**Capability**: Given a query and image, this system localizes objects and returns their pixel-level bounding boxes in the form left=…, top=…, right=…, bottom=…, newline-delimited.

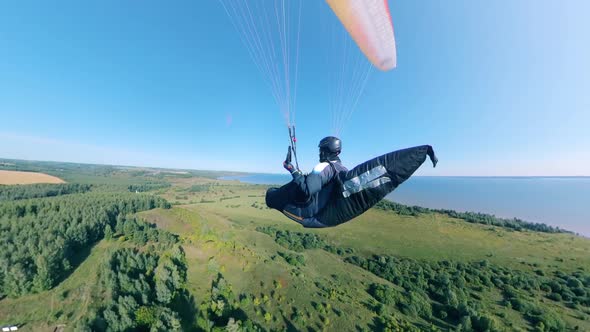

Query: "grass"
left=0, top=241, right=116, bottom=330
left=134, top=182, right=590, bottom=330
left=2, top=171, right=589, bottom=331
left=186, top=185, right=590, bottom=273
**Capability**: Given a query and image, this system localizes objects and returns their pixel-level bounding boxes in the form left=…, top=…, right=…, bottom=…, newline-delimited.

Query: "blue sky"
left=1, top=0, right=588, bottom=175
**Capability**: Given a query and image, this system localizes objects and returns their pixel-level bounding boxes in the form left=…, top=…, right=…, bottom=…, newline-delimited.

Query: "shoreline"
left=218, top=174, right=589, bottom=237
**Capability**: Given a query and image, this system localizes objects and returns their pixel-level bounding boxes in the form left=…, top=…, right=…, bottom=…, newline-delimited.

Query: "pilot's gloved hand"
left=283, top=146, right=301, bottom=176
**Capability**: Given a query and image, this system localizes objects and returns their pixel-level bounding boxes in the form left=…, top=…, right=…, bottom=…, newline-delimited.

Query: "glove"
left=283, top=146, right=299, bottom=174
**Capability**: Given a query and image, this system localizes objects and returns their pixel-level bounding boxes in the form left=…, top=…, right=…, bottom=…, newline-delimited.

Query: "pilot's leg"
left=265, top=181, right=301, bottom=210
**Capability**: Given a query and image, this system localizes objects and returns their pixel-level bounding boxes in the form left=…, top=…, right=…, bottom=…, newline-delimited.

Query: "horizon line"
left=2, top=156, right=589, bottom=178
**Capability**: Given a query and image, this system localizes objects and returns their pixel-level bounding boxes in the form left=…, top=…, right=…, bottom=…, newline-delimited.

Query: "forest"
left=0, top=188, right=170, bottom=297
left=375, top=201, right=570, bottom=234
left=346, top=255, right=589, bottom=331
left=0, top=183, right=92, bottom=201
left=256, top=225, right=590, bottom=331
left=74, top=246, right=189, bottom=331
left=1, top=167, right=589, bottom=331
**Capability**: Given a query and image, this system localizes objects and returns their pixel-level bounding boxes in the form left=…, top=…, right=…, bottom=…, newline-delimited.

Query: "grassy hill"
left=0, top=162, right=589, bottom=331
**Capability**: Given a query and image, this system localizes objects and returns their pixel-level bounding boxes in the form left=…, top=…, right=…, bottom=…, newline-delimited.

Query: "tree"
left=135, top=306, right=157, bottom=327
left=155, top=264, right=173, bottom=304
left=104, top=224, right=113, bottom=240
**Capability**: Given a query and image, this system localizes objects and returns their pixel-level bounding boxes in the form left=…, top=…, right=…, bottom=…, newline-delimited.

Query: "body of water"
left=219, top=174, right=590, bottom=236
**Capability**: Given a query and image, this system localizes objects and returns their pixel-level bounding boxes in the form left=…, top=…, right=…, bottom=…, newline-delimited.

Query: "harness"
left=326, top=161, right=344, bottom=199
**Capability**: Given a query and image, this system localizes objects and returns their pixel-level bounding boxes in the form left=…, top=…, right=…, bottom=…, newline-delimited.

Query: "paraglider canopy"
left=326, top=0, right=397, bottom=71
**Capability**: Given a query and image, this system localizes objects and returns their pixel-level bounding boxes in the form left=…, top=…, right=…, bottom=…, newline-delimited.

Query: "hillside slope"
left=1, top=178, right=589, bottom=331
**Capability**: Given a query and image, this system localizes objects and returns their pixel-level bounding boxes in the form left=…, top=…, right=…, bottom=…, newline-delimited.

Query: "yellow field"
left=0, top=170, right=65, bottom=185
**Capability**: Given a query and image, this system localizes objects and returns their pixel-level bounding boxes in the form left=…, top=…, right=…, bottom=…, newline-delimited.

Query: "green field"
left=1, top=159, right=589, bottom=331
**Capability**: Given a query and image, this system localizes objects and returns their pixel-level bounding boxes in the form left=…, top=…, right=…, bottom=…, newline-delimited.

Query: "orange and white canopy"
left=326, top=0, right=397, bottom=71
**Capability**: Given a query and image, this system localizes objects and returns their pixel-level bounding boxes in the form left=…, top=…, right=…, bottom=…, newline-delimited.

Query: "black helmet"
left=318, top=136, right=341, bottom=154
